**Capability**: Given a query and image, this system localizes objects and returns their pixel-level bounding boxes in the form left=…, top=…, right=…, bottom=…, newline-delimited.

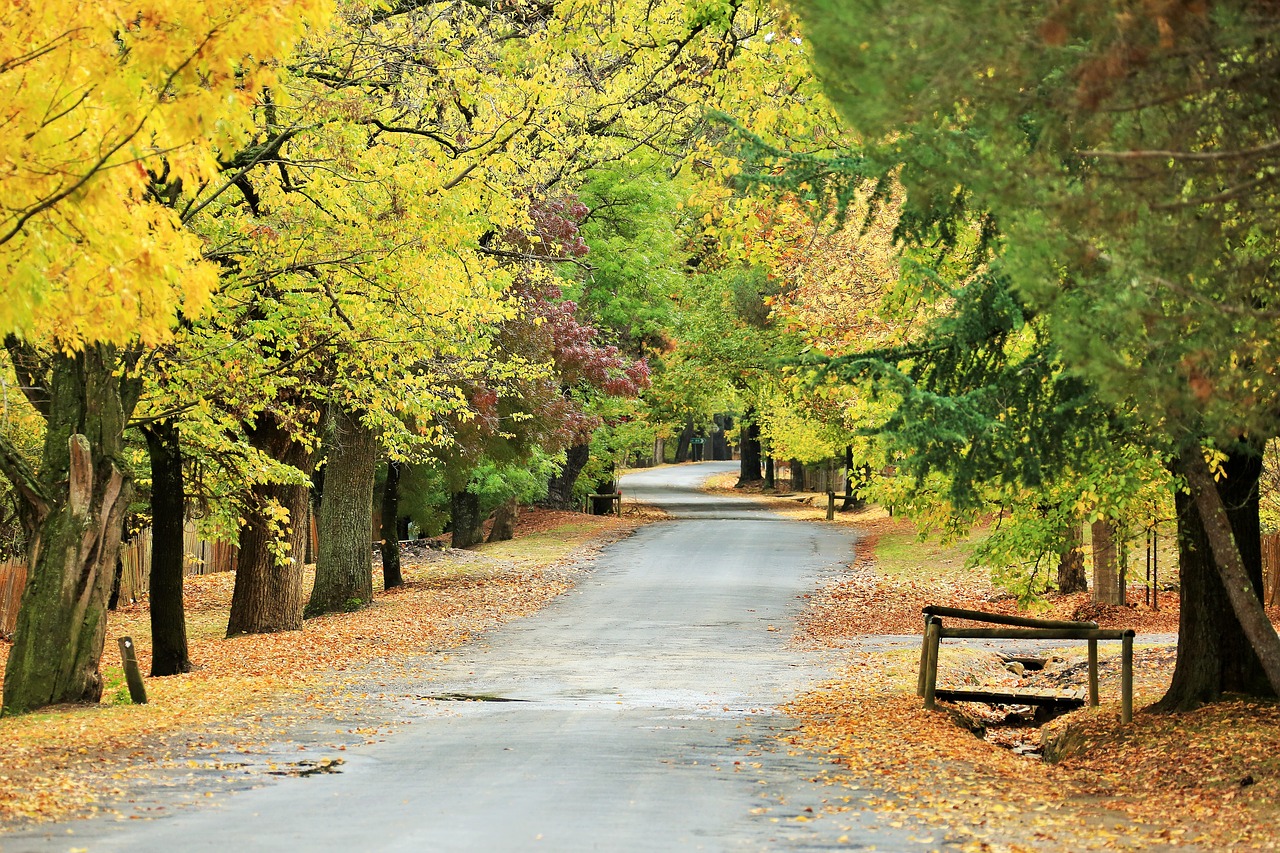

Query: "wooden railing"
left=917, top=605, right=1136, bottom=724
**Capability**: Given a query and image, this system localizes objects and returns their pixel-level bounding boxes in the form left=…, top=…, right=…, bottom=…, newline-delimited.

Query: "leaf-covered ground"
left=752, top=487, right=1280, bottom=850
left=0, top=508, right=647, bottom=826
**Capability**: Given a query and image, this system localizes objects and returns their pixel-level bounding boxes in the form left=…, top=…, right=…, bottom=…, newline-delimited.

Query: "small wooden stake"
left=1087, top=639, right=1099, bottom=707
left=826, top=491, right=835, bottom=521
left=117, top=636, right=148, bottom=704
left=1121, top=632, right=1134, bottom=724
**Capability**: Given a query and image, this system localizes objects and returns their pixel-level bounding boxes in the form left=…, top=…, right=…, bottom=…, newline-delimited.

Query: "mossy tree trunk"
left=450, top=489, right=484, bottom=549
left=488, top=497, right=518, bottom=543
left=1090, top=519, right=1123, bottom=605
left=307, top=407, right=377, bottom=616
left=1155, top=445, right=1277, bottom=710
left=0, top=343, right=140, bottom=715
left=1057, top=521, right=1088, bottom=594
left=544, top=443, right=589, bottom=510
left=380, top=460, right=403, bottom=590
left=227, top=411, right=317, bottom=636
left=143, top=420, right=191, bottom=676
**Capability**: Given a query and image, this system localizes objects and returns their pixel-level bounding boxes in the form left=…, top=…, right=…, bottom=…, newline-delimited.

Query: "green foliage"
left=571, top=164, right=693, bottom=351
left=795, top=0, right=1280, bottom=454
left=468, top=454, right=560, bottom=516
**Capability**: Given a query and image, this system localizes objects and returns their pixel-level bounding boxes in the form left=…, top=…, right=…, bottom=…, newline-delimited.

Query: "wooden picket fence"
left=0, top=560, right=25, bottom=637
left=1264, top=532, right=1280, bottom=607
left=0, top=521, right=237, bottom=634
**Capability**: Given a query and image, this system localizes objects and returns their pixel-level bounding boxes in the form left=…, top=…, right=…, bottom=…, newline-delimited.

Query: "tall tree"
left=307, top=406, right=379, bottom=615
left=792, top=0, right=1280, bottom=703
left=142, top=420, right=191, bottom=676
left=0, top=0, right=328, bottom=713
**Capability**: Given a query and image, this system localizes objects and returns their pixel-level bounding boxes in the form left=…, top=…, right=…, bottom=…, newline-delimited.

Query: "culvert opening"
left=939, top=653, right=1082, bottom=761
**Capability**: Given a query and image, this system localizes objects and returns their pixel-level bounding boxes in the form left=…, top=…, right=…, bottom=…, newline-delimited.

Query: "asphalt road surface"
left=7, top=462, right=937, bottom=852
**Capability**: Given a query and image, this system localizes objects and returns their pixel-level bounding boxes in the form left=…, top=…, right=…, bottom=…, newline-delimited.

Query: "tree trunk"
left=763, top=456, right=775, bottom=490
left=675, top=416, right=693, bottom=463
left=712, top=414, right=730, bottom=460
left=307, top=407, right=378, bottom=617
left=450, top=490, right=484, bottom=549
left=736, top=414, right=763, bottom=487
left=227, top=412, right=317, bottom=636
left=107, top=554, right=124, bottom=611
left=544, top=442, right=590, bottom=510
left=840, top=446, right=868, bottom=511
left=144, top=420, right=191, bottom=676
left=1155, top=446, right=1278, bottom=711
left=1057, top=521, right=1088, bottom=595
left=381, top=460, right=403, bottom=590
left=1, top=345, right=140, bottom=715
left=1091, top=518, right=1123, bottom=605
left=790, top=459, right=804, bottom=492
left=488, top=498, right=518, bottom=543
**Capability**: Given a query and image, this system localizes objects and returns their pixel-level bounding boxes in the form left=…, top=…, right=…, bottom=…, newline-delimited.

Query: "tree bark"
left=1, top=344, right=140, bottom=715
left=543, top=442, right=590, bottom=510
left=488, top=498, right=518, bottom=543
left=1057, top=521, right=1088, bottom=594
left=1091, top=518, right=1123, bottom=605
left=380, top=460, right=403, bottom=590
left=226, top=412, right=317, bottom=636
left=143, top=420, right=191, bottom=676
left=450, top=490, right=484, bottom=549
left=736, top=414, right=763, bottom=487
left=711, top=414, right=730, bottom=460
left=675, top=416, right=693, bottom=463
left=1155, top=445, right=1277, bottom=711
left=1157, top=440, right=1280, bottom=706
left=307, top=407, right=378, bottom=617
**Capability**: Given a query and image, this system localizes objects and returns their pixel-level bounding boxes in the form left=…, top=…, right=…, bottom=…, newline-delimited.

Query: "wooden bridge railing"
left=917, top=605, right=1136, bottom=724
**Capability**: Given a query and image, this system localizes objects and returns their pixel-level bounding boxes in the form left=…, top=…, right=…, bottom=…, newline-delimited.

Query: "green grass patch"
left=872, top=528, right=991, bottom=584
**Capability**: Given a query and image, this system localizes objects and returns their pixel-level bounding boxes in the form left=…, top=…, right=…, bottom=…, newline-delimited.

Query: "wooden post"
left=1121, top=631, right=1134, bottom=724
left=917, top=615, right=931, bottom=697
left=922, top=617, right=941, bottom=710
left=615, top=491, right=623, bottom=518
left=117, top=637, right=148, bottom=704
left=1087, top=638, right=1099, bottom=707
left=826, top=491, right=835, bottom=521
left=1152, top=529, right=1159, bottom=611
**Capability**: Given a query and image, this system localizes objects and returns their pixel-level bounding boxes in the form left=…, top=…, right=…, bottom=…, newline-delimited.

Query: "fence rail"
left=0, top=522, right=236, bottom=636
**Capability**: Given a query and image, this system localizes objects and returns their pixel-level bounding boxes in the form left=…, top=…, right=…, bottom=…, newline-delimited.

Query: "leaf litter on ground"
left=738, top=486, right=1280, bottom=851
left=0, top=507, right=647, bottom=827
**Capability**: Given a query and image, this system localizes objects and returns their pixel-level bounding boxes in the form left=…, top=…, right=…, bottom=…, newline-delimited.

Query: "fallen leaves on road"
left=0, top=509, right=639, bottom=826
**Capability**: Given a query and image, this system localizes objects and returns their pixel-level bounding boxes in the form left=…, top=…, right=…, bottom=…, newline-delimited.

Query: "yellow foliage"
left=0, top=0, right=333, bottom=349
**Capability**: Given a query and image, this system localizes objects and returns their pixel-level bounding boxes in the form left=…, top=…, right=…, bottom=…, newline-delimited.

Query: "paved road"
left=7, top=463, right=934, bottom=852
